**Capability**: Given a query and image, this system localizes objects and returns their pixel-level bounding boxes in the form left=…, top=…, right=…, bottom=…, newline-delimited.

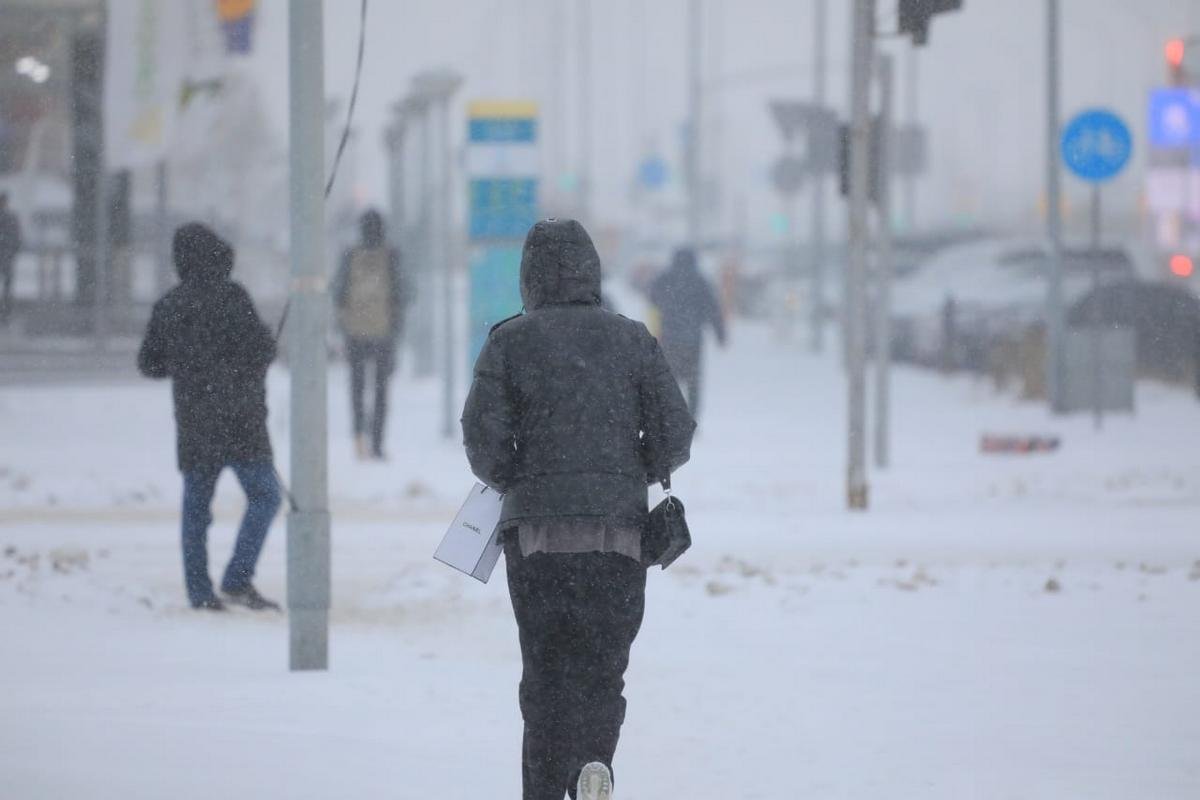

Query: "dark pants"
left=181, top=461, right=281, bottom=606
left=504, top=539, right=647, bottom=800
left=347, top=338, right=395, bottom=454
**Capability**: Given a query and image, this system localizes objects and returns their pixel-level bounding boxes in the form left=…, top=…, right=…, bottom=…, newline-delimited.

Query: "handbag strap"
left=661, top=475, right=671, bottom=496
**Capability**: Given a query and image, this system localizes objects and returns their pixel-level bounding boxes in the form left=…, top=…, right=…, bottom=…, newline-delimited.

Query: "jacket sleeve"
left=136, top=300, right=171, bottom=379
left=388, top=248, right=411, bottom=337
left=229, top=284, right=277, bottom=370
left=639, top=327, right=696, bottom=484
left=461, top=334, right=518, bottom=492
left=331, top=249, right=352, bottom=331
left=706, top=279, right=727, bottom=345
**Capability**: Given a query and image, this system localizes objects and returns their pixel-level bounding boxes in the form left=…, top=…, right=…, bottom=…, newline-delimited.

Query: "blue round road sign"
left=1061, top=109, right=1132, bottom=183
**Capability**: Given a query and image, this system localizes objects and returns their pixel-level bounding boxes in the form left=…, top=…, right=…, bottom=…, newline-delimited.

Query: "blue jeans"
left=181, top=462, right=281, bottom=606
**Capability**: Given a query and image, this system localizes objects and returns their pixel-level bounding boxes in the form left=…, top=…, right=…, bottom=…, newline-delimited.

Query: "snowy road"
left=2, top=323, right=1199, bottom=799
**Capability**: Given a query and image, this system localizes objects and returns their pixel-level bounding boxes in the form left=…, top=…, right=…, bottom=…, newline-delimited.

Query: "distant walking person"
left=0, top=193, right=21, bottom=324
left=137, top=223, right=281, bottom=612
left=333, top=209, right=410, bottom=460
left=649, top=247, right=727, bottom=416
left=462, top=219, right=695, bottom=800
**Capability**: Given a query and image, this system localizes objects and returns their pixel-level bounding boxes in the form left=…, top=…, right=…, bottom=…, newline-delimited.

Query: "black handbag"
left=642, top=476, right=691, bottom=569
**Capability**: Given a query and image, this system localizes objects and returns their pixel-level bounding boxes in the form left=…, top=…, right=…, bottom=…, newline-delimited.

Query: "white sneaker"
left=576, top=762, right=613, bottom=800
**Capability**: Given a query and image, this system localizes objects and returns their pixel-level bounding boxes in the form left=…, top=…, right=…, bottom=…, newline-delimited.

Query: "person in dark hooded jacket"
left=462, top=218, right=695, bottom=800
left=332, top=209, right=410, bottom=460
left=648, top=247, right=727, bottom=417
left=137, top=223, right=281, bottom=612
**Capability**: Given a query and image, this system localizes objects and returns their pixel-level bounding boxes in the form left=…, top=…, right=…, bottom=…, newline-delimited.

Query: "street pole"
left=438, top=94, right=456, bottom=439
left=846, top=0, right=873, bottom=509
left=92, top=2, right=109, bottom=349
left=414, top=103, right=435, bottom=377
left=578, top=0, right=592, bottom=225
left=874, top=52, right=894, bottom=470
left=686, top=0, right=702, bottom=250
left=810, top=0, right=828, bottom=352
left=155, top=160, right=171, bottom=293
left=384, top=112, right=406, bottom=260
left=1045, top=0, right=1065, bottom=412
left=286, top=0, right=330, bottom=672
left=1090, top=185, right=1103, bottom=430
left=903, top=45, right=917, bottom=232
left=93, top=168, right=110, bottom=348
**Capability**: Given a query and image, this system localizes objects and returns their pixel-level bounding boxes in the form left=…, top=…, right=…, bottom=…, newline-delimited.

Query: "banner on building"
left=104, top=0, right=186, bottom=169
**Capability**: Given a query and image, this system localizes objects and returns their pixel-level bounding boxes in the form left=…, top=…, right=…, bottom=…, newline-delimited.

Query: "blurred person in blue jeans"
left=137, top=223, right=281, bottom=612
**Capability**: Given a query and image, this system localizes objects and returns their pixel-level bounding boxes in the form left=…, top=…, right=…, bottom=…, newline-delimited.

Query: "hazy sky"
left=239, top=0, right=1200, bottom=245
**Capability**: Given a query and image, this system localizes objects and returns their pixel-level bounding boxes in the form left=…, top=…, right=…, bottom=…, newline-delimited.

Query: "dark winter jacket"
left=332, top=211, right=410, bottom=342
left=461, top=218, right=696, bottom=529
left=137, top=223, right=276, bottom=471
left=648, top=248, right=726, bottom=379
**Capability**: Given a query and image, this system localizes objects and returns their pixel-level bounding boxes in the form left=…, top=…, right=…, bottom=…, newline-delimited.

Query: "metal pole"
left=92, top=3, right=109, bottom=349
left=93, top=168, right=109, bottom=348
left=578, top=0, right=592, bottom=224
left=903, top=45, right=917, bottom=232
left=439, top=96, right=456, bottom=439
left=686, top=0, right=702, bottom=249
left=385, top=118, right=406, bottom=252
left=155, top=160, right=171, bottom=293
left=286, top=0, right=330, bottom=672
left=874, top=53, right=894, bottom=470
left=1090, top=185, right=1103, bottom=430
left=414, top=106, right=435, bottom=377
left=846, top=0, right=873, bottom=509
left=810, top=0, right=828, bottom=353
left=1045, top=0, right=1065, bottom=412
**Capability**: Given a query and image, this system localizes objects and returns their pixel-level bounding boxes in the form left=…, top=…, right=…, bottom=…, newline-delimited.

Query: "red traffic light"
left=1169, top=254, right=1194, bottom=278
left=1166, top=38, right=1186, bottom=69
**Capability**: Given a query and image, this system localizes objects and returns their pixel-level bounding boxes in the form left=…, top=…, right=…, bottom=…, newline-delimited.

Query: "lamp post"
left=412, top=69, right=463, bottom=440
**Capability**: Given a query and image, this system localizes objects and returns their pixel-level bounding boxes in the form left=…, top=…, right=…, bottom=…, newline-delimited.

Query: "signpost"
left=467, top=101, right=539, bottom=362
left=1060, top=108, right=1132, bottom=429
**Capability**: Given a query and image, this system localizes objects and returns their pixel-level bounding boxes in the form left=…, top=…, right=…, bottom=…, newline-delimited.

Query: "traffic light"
left=1166, top=38, right=1186, bottom=85
left=898, top=0, right=963, bottom=47
left=1169, top=253, right=1194, bottom=279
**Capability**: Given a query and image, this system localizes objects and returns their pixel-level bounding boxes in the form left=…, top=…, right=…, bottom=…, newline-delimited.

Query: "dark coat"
left=461, top=218, right=696, bottom=528
left=137, top=223, right=276, bottom=471
left=649, top=249, right=726, bottom=380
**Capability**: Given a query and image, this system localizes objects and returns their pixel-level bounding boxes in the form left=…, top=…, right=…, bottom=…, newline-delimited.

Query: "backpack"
left=341, top=247, right=392, bottom=339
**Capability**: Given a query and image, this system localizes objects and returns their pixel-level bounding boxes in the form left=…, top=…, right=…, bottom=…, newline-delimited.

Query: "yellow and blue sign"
left=216, top=0, right=256, bottom=55
left=468, top=101, right=539, bottom=360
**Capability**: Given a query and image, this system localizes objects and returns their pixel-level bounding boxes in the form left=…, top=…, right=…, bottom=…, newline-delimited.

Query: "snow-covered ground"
left=2, top=322, right=1199, bottom=799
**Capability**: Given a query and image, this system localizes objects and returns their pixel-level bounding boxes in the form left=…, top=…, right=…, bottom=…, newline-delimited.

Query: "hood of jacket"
left=519, top=218, right=601, bottom=310
left=173, top=222, right=233, bottom=284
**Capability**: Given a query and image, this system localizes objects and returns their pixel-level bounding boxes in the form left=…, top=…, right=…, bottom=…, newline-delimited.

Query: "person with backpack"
left=137, top=223, right=281, bottom=612
left=333, top=209, right=410, bottom=460
left=462, top=218, right=696, bottom=800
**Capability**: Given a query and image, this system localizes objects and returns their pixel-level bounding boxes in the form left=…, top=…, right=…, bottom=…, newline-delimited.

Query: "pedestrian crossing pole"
left=286, top=0, right=330, bottom=671
left=873, top=52, right=894, bottom=470
left=845, top=0, right=874, bottom=510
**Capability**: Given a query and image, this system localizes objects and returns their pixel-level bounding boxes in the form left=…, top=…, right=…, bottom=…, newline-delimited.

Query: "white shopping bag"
left=434, top=483, right=504, bottom=583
